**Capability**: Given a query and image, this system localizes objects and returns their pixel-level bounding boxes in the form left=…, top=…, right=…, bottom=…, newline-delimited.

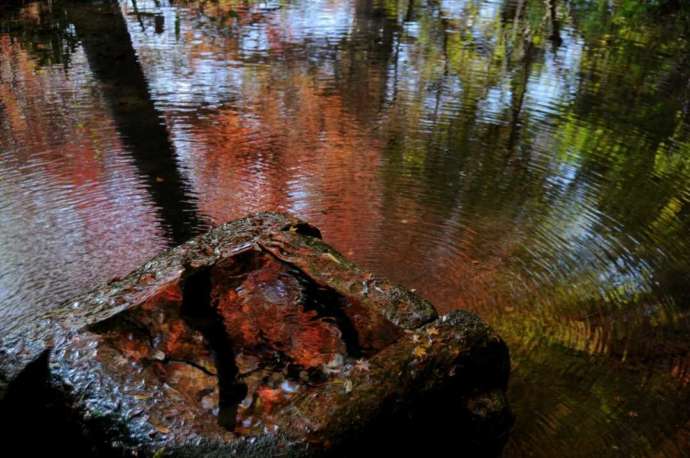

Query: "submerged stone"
left=0, top=212, right=512, bottom=456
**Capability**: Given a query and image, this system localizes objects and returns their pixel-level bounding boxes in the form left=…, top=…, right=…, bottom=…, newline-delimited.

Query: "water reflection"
left=0, top=1, right=163, bottom=324
left=63, top=0, right=204, bottom=244
left=1, top=0, right=690, bottom=456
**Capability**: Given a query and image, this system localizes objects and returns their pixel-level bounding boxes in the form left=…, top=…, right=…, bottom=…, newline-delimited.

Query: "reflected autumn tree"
left=65, top=0, right=205, bottom=244
left=365, top=2, right=690, bottom=455
left=0, top=0, right=170, bottom=322
left=2, top=0, right=204, bottom=245
left=139, top=1, right=690, bottom=454
left=150, top=0, right=690, bottom=360
left=2, top=0, right=689, bottom=455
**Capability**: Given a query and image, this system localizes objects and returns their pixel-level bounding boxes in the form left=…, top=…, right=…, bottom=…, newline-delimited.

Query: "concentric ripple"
left=1, top=0, right=689, bottom=456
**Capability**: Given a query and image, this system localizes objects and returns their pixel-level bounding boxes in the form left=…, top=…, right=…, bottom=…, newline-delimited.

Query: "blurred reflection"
left=64, top=0, right=204, bottom=244
left=2, top=0, right=690, bottom=456
left=0, top=1, right=168, bottom=323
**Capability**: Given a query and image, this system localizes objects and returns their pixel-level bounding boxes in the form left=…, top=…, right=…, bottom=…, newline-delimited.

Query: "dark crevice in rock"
left=280, top=222, right=322, bottom=239
left=166, top=357, right=218, bottom=377
left=181, top=268, right=247, bottom=431
left=259, top=246, right=403, bottom=357
left=290, top=265, right=364, bottom=359
left=89, top=313, right=156, bottom=348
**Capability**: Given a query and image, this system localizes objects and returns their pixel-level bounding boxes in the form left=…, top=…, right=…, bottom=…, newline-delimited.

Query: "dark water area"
left=1, top=0, right=689, bottom=455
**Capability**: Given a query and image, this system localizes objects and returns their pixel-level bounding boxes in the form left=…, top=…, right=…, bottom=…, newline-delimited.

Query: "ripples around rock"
left=1, top=0, right=689, bottom=456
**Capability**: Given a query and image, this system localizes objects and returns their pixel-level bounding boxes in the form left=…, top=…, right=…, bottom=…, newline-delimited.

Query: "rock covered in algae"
left=0, top=212, right=512, bottom=456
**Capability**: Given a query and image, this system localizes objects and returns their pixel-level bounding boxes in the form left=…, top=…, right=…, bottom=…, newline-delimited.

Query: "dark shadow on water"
left=1, top=0, right=204, bottom=245
left=64, top=0, right=204, bottom=245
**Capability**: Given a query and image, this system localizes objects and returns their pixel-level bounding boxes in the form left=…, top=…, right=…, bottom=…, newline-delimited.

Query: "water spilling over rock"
left=0, top=213, right=512, bottom=456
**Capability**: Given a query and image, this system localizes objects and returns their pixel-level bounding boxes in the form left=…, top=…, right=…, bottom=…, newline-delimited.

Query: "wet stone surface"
left=0, top=212, right=512, bottom=456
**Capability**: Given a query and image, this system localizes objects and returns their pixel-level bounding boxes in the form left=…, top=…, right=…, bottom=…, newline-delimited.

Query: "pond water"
left=1, top=0, right=689, bottom=455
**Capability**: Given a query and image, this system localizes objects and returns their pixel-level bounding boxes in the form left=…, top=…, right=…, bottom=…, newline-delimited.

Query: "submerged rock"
left=0, top=212, right=512, bottom=456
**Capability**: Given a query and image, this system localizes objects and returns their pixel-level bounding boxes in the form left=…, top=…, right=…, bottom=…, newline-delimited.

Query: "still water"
left=1, top=0, right=689, bottom=455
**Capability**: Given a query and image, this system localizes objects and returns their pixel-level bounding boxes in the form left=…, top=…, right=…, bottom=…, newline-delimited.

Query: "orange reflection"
left=0, top=28, right=166, bottom=319
left=182, top=68, right=384, bottom=261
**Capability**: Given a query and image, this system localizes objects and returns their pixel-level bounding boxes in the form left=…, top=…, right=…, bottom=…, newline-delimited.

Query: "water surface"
left=1, top=0, right=689, bottom=455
